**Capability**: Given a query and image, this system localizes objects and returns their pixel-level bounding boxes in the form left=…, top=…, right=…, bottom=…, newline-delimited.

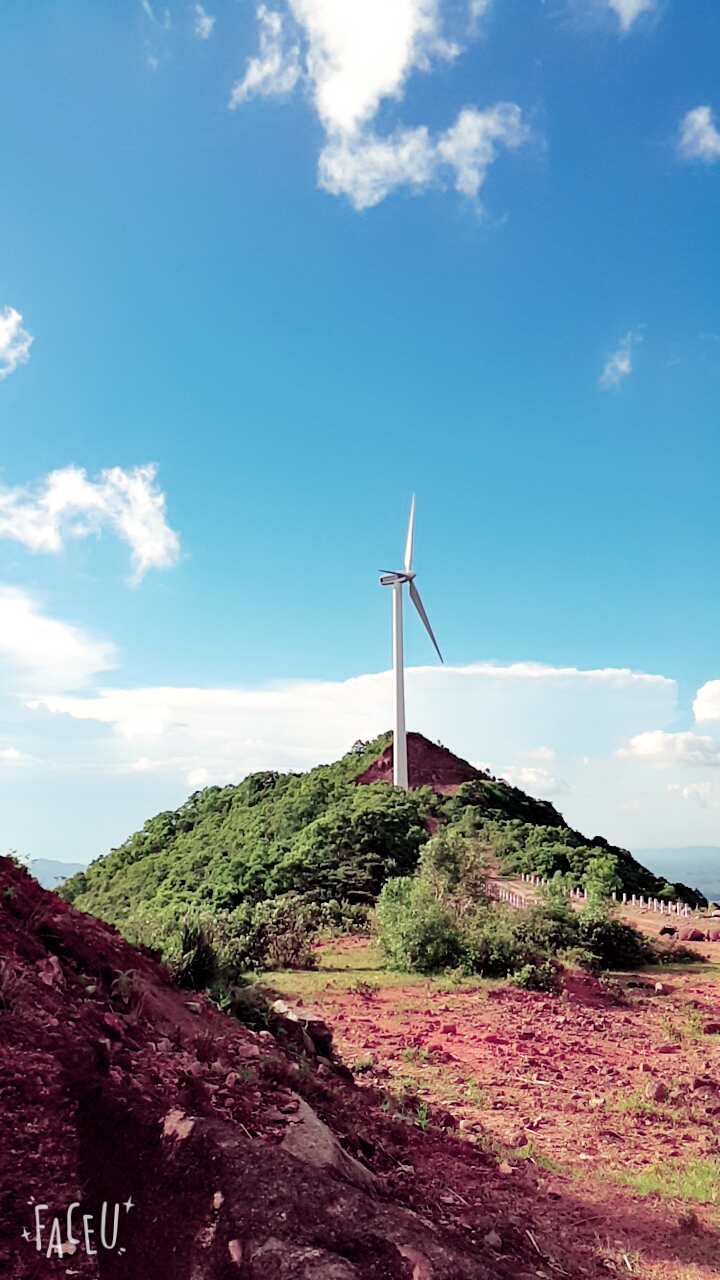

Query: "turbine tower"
left=380, top=496, right=443, bottom=789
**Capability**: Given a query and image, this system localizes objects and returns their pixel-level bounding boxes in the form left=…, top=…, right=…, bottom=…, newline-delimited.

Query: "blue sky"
left=1, top=0, right=719, bottom=864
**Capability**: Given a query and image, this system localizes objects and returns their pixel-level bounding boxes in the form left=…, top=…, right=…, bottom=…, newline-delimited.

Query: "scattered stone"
left=484, top=1230, right=502, bottom=1250
left=692, top=1076, right=718, bottom=1092
left=396, top=1244, right=433, bottom=1280
left=497, top=1161, right=513, bottom=1175
left=162, top=1108, right=195, bottom=1140
left=644, top=1081, right=668, bottom=1103
left=280, top=1095, right=376, bottom=1192
left=236, top=1042, right=260, bottom=1060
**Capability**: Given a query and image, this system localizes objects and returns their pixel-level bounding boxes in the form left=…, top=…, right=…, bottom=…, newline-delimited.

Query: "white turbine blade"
left=403, top=494, right=415, bottom=573
left=409, top=579, right=443, bottom=662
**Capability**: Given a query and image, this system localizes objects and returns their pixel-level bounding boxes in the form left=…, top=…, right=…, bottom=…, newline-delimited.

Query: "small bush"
left=576, top=908, right=652, bottom=970
left=374, top=877, right=463, bottom=973
left=417, top=829, right=486, bottom=905
left=510, top=960, right=560, bottom=992
left=246, top=895, right=317, bottom=970
left=459, top=905, right=527, bottom=977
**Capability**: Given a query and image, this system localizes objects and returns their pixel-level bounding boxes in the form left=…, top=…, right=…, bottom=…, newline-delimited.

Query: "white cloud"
left=678, top=107, right=720, bottom=163
left=693, top=680, right=720, bottom=722
left=194, top=4, right=215, bottom=39
left=0, top=464, right=180, bottom=583
left=607, top=0, right=655, bottom=32
left=618, top=730, right=720, bottom=768
left=0, top=586, right=116, bottom=691
left=18, top=654, right=720, bottom=857
left=668, top=781, right=712, bottom=805
left=229, top=6, right=300, bottom=105
left=599, top=329, right=641, bottom=389
left=141, top=0, right=170, bottom=28
left=0, top=307, right=33, bottom=381
left=499, top=765, right=569, bottom=796
left=289, top=0, right=454, bottom=137
left=231, top=2, right=528, bottom=208
left=307, top=103, right=527, bottom=211
left=28, top=661, right=677, bottom=786
left=437, top=103, right=527, bottom=198
left=0, top=746, right=33, bottom=764
left=318, top=127, right=434, bottom=208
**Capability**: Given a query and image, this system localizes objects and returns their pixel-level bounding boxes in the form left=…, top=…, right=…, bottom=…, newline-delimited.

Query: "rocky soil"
left=0, top=856, right=548, bottom=1280
left=3, top=855, right=720, bottom=1279
left=264, top=938, right=720, bottom=1280
left=354, top=734, right=487, bottom=793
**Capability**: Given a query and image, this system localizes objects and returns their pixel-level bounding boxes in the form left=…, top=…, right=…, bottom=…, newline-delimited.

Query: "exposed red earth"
left=0, top=855, right=568, bottom=1280
left=3, top=852, right=720, bottom=1280
left=266, top=938, right=720, bottom=1280
left=355, top=733, right=488, bottom=793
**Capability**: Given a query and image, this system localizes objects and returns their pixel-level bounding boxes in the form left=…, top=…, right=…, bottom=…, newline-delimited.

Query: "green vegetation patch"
left=613, top=1159, right=720, bottom=1205
left=373, top=827, right=674, bottom=979
left=57, top=734, right=706, bottom=995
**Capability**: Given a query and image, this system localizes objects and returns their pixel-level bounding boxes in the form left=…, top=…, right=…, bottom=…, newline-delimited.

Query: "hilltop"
left=59, top=733, right=705, bottom=980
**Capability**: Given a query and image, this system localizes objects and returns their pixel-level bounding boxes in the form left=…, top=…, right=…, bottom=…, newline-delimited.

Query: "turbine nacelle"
left=379, top=570, right=415, bottom=587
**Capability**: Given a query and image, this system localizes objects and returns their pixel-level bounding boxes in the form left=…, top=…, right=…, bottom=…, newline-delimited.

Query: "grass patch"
left=685, top=1006, right=705, bottom=1038
left=513, top=1142, right=563, bottom=1174
left=613, top=1159, right=720, bottom=1206
left=353, top=1052, right=376, bottom=1073
left=463, top=1078, right=484, bottom=1106
left=399, top=1046, right=429, bottom=1064
left=606, top=1088, right=661, bottom=1117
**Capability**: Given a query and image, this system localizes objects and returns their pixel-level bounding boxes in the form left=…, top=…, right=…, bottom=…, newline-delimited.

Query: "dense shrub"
left=510, top=960, right=560, bottom=992
left=374, top=877, right=463, bottom=974
left=374, top=850, right=680, bottom=979
left=576, top=908, right=652, bottom=970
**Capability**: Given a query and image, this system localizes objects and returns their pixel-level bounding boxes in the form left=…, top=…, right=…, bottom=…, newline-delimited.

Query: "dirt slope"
left=0, top=856, right=536, bottom=1280
left=355, top=733, right=486, bottom=793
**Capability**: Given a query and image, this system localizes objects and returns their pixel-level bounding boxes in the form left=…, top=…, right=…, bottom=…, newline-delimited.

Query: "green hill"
left=59, top=732, right=706, bottom=976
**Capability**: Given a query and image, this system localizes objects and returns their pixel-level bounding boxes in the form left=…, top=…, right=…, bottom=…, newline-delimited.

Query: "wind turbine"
left=380, top=496, right=443, bottom=789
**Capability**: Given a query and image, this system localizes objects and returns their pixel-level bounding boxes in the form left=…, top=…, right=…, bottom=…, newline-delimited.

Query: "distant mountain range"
left=27, top=858, right=88, bottom=889
left=633, top=848, right=720, bottom=904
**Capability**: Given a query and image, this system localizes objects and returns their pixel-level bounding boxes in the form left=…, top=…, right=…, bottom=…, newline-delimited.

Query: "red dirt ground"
left=355, top=733, right=487, bottom=793
left=0, top=855, right=596, bottom=1280
left=267, top=937, right=720, bottom=1280
left=4, top=852, right=720, bottom=1279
